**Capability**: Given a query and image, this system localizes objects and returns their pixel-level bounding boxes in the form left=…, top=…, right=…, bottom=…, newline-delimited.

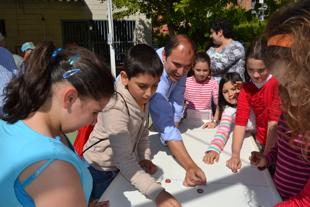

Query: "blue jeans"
left=88, top=165, right=119, bottom=200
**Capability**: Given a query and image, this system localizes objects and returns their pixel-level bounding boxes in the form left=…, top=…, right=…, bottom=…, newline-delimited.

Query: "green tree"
left=111, top=0, right=292, bottom=50
left=113, top=0, right=240, bottom=49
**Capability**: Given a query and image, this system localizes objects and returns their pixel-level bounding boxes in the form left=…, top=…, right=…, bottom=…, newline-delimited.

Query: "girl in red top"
left=250, top=1, right=310, bottom=206
left=226, top=38, right=282, bottom=173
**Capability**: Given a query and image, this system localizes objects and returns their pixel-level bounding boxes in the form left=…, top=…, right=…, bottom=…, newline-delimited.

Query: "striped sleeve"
left=269, top=116, right=310, bottom=200
left=207, top=107, right=235, bottom=154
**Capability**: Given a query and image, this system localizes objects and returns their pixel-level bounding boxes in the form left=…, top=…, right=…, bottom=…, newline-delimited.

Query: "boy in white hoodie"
left=83, top=44, right=181, bottom=207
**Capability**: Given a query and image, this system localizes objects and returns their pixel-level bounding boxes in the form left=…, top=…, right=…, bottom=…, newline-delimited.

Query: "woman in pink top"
left=250, top=1, right=310, bottom=206
left=185, top=52, right=219, bottom=128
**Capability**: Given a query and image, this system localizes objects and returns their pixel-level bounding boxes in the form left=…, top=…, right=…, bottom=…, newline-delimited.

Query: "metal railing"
left=62, top=20, right=135, bottom=65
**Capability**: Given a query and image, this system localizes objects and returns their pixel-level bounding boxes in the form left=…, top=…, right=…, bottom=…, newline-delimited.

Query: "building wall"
left=0, top=0, right=151, bottom=53
left=84, top=0, right=151, bottom=44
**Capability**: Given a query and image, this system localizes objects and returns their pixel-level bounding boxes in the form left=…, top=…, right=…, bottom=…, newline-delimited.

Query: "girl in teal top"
left=0, top=42, right=114, bottom=207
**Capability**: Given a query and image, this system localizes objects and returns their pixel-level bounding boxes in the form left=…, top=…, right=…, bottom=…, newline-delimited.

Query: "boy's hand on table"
left=203, top=151, right=219, bottom=164
left=139, top=159, right=158, bottom=175
left=183, top=165, right=207, bottom=187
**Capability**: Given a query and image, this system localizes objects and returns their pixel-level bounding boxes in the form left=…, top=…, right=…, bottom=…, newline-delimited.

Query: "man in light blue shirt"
left=150, top=35, right=207, bottom=186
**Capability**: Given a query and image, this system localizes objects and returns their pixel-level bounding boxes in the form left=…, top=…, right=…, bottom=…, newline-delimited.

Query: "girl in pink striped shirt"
left=185, top=52, right=219, bottom=127
left=250, top=1, right=310, bottom=206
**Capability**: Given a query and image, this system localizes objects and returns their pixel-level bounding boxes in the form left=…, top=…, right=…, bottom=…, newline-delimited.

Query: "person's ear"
left=162, top=49, right=167, bottom=63
left=120, top=71, right=129, bottom=86
left=218, top=30, right=223, bottom=37
left=63, top=87, right=78, bottom=112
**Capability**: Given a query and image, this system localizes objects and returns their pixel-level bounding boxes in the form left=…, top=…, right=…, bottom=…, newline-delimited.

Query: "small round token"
left=197, top=188, right=204, bottom=193
left=165, top=178, right=171, bottom=183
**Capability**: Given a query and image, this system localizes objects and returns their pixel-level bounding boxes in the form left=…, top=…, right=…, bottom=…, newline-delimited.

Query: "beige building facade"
left=0, top=0, right=151, bottom=59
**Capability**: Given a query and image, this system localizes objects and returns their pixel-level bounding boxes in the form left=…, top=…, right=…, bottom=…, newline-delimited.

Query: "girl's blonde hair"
left=264, top=1, right=310, bottom=157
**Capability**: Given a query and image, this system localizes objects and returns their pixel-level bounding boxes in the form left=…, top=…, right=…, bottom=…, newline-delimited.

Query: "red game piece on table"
left=165, top=178, right=171, bottom=183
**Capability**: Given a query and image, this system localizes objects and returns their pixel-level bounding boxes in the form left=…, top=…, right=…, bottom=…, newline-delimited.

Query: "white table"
left=100, top=117, right=281, bottom=207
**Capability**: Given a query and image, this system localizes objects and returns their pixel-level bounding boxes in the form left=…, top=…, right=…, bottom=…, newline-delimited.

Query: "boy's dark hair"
left=2, top=41, right=115, bottom=123
left=194, top=52, right=211, bottom=68
left=164, top=34, right=195, bottom=58
left=218, top=72, right=242, bottom=113
left=210, top=19, right=233, bottom=39
left=124, top=44, right=163, bottom=79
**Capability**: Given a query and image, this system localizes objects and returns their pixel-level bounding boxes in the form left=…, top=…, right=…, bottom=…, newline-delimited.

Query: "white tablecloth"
left=100, top=117, right=281, bottom=207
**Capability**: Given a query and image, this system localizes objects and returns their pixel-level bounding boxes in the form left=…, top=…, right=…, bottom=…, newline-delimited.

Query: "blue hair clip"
left=68, top=54, right=80, bottom=66
left=63, top=68, right=80, bottom=79
left=51, top=48, right=62, bottom=60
